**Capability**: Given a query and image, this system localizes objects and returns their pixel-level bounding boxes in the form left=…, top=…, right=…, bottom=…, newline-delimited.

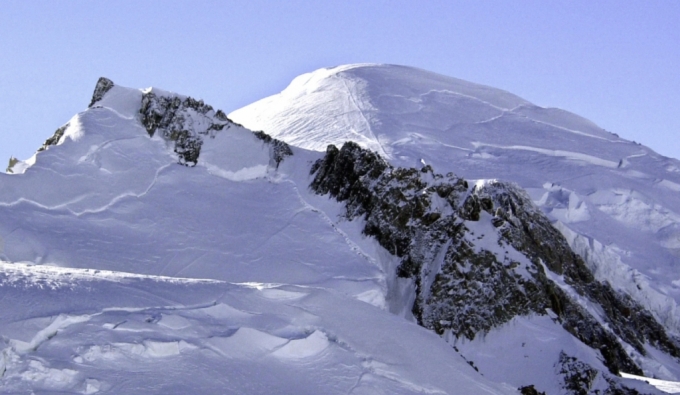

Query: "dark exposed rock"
left=253, top=131, right=293, bottom=168
left=310, top=142, right=680, bottom=382
left=519, top=385, right=546, bottom=395
left=557, top=352, right=600, bottom=394
left=138, top=91, right=293, bottom=168
left=36, top=78, right=110, bottom=156
left=6, top=157, right=19, bottom=174
left=139, top=92, right=217, bottom=166
left=89, top=77, right=115, bottom=107
left=474, top=183, right=680, bottom=361
left=555, top=352, right=650, bottom=395
left=37, top=123, right=69, bottom=152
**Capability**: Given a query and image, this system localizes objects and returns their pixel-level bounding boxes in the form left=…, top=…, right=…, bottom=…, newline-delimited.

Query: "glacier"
left=0, top=77, right=520, bottom=394
left=1, top=66, right=679, bottom=394
left=231, top=64, right=680, bottom=339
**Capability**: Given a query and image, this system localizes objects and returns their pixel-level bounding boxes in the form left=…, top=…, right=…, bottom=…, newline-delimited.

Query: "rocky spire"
left=89, top=77, right=115, bottom=107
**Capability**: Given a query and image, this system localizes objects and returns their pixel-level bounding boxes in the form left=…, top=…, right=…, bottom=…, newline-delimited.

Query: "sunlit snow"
left=2, top=65, right=680, bottom=394
left=232, top=64, right=680, bottom=338
left=0, top=78, right=519, bottom=394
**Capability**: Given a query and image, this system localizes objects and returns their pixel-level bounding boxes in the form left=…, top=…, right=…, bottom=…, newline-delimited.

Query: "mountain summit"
left=231, top=63, right=680, bottom=335
left=1, top=67, right=679, bottom=394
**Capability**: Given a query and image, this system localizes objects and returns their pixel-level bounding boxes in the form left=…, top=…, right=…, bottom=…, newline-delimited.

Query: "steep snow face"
left=0, top=80, right=521, bottom=394
left=231, top=64, right=680, bottom=335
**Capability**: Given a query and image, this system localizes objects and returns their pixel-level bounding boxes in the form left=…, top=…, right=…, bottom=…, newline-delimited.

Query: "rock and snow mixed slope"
left=1, top=69, right=679, bottom=394
left=0, top=78, right=521, bottom=394
left=306, top=141, right=680, bottom=394
left=231, top=63, right=680, bottom=339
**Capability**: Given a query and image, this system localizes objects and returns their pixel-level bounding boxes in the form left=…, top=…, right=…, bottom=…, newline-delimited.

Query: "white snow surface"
left=231, top=63, right=680, bottom=338
left=622, top=372, right=680, bottom=394
left=2, top=68, right=678, bottom=394
left=0, top=82, right=521, bottom=394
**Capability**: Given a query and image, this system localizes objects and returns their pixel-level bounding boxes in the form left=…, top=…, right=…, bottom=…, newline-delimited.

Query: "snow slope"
left=1, top=72, right=677, bottom=394
left=231, top=64, right=680, bottom=338
left=0, top=80, right=521, bottom=394
left=1, top=262, right=517, bottom=394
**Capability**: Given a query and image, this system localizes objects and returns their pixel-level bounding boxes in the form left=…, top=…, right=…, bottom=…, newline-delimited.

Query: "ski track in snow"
left=417, top=89, right=517, bottom=112
left=472, top=142, right=620, bottom=169
left=230, top=64, right=680, bottom=393
left=413, top=88, right=613, bottom=142
left=5, top=65, right=680, bottom=394
left=0, top=163, right=172, bottom=217
left=74, top=163, right=173, bottom=216
left=338, top=74, right=390, bottom=159
left=284, top=178, right=383, bottom=275
left=76, top=135, right=146, bottom=165
left=516, top=112, right=615, bottom=142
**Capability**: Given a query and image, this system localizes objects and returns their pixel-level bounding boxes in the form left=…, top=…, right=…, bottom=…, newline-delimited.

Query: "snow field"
left=231, top=63, right=680, bottom=338
left=0, top=262, right=516, bottom=394
left=0, top=80, right=517, bottom=393
left=3, top=67, right=680, bottom=393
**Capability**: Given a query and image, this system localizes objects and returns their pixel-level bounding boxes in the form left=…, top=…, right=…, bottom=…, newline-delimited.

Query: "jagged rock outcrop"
left=37, top=123, right=69, bottom=152
left=556, top=352, right=646, bottom=395
left=519, top=385, right=546, bottom=395
left=310, top=142, right=680, bottom=385
left=475, top=183, right=680, bottom=362
left=138, top=91, right=292, bottom=167
left=139, top=92, right=231, bottom=166
left=252, top=130, right=293, bottom=168
left=21, top=77, right=111, bottom=156
left=5, top=157, right=19, bottom=174
left=89, top=77, right=115, bottom=107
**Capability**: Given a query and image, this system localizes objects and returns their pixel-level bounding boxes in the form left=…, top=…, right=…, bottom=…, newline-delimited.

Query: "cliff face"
left=310, top=141, right=680, bottom=393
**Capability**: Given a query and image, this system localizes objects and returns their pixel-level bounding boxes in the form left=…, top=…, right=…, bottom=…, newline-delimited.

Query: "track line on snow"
left=419, top=89, right=515, bottom=112
left=472, top=142, right=620, bottom=169
left=0, top=163, right=174, bottom=217
left=338, top=75, right=390, bottom=159
left=77, top=135, right=147, bottom=165
left=74, top=163, right=174, bottom=216
left=517, top=116, right=615, bottom=142
left=419, top=88, right=616, bottom=142
left=282, top=179, right=383, bottom=274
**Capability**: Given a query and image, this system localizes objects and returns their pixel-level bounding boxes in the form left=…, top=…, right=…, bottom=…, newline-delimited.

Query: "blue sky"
left=1, top=0, right=679, bottom=163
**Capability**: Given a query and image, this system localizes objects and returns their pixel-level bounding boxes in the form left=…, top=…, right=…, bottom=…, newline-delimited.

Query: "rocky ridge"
left=34, top=77, right=294, bottom=170
left=86, top=77, right=293, bottom=169
left=139, top=89, right=292, bottom=168
left=310, top=141, right=680, bottom=394
left=5, top=76, right=676, bottom=394
left=230, top=64, right=680, bottom=343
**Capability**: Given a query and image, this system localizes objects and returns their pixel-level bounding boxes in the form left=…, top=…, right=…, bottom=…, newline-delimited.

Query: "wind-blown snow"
left=0, top=80, right=519, bottom=394
left=0, top=259, right=519, bottom=394
left=2, top=67, right=679, bottom=394
left=231, top=64, right=680, bottom=339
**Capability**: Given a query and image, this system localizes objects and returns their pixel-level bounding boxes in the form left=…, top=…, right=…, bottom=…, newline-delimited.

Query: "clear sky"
left=1, top=0, right=679, bottom=164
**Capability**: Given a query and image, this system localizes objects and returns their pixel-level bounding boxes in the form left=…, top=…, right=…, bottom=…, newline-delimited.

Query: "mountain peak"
left=230, top=63, right=610, bottom=163
left=3, top=67, right=680, bottom=394
left=231, top=64, right=680, bottom=364
left=89, top=77, right=115, bottom=107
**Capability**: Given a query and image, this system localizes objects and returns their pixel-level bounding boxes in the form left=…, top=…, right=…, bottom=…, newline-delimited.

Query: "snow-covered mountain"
left=231, top=63, right=680, bottom=337
left=1, top=66, right=679, bottom=394
left=0, top=78, right=519, bottom=395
